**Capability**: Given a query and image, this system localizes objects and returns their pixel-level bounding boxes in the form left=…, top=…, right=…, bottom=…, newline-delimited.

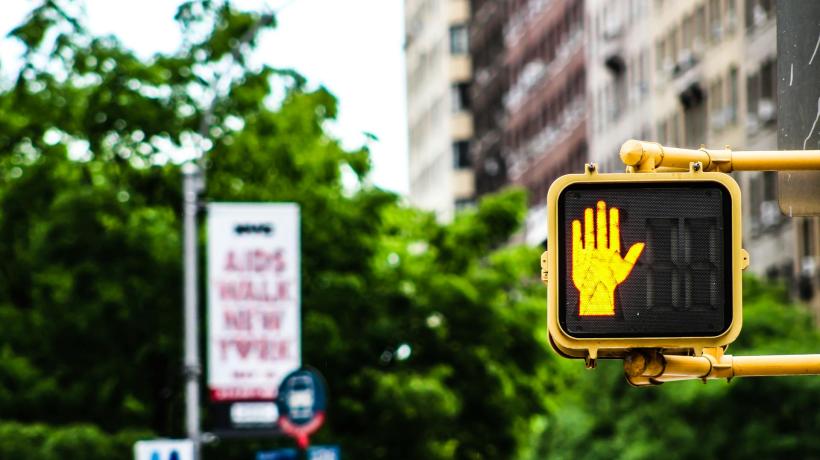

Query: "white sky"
left=0, top=0, right=409, bottom=195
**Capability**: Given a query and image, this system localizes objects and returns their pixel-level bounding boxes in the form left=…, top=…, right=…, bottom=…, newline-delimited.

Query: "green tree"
left=527, top=275, right=820, bottom=460
left=0, top=1, right=561, bottom=458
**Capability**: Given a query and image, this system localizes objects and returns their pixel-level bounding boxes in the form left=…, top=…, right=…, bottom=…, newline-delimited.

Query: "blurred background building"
left=405, top=0, right=819, bottom=312
left=468, top=0, right=587, bottom=246
left=405, top=0, right=475, bottom=221
left=502, top=0, right=586, bottom=246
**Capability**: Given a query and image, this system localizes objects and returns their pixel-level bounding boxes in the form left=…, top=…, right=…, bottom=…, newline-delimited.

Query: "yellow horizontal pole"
left=619, top=139, right=820, bottom=172
left=660, top=354, right=713, bottom=378
left=623, top=350, right=820, bottom=385
left=731, top=355, right=820, bottom=377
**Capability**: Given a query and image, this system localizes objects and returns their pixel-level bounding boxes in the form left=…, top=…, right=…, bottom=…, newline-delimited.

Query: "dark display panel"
left=558, top=182, right=732, bottom=338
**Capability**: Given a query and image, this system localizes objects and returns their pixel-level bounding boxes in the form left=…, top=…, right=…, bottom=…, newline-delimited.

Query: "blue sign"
left=257, top=446, right=339, bottom=460
left=134, top=440, right=193, bottom=460
left=257, top=449, right=298, bottom=460
left=307, top=445, right=340, bottom=460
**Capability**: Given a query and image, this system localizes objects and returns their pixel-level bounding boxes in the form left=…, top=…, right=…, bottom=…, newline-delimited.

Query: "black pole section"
left=776, top=0, right=820, bottom=215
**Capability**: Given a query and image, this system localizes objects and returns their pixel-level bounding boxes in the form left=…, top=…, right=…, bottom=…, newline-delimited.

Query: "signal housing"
left=545, top=168, right=743, bottom=361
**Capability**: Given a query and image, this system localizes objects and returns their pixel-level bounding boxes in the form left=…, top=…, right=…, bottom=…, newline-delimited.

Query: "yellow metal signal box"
left=544, top=168, right=745, bottom=361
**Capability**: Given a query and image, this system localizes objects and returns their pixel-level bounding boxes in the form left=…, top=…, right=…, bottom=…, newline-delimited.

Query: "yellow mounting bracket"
left=613, top=139, right=820, bottom=385
left=620, top=139, right=820, bottom=173
left=624, top=348, right=820, bottom=387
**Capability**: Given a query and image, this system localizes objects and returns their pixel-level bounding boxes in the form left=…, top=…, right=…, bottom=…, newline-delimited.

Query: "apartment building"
left=405, top=0, right=475, bottom=221
left=507, top=0, right=587, bottom=246
left=467, top=0, right=587, bottom=246
left=470, top=0, right=509, bottom=198
left=586, top=0, right=818, bottom=311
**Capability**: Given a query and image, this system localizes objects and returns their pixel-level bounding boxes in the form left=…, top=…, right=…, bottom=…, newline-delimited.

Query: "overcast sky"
left=0, top=0, right=409, bottom=195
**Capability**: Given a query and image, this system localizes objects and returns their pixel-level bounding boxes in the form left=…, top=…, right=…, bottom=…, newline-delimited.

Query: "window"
left=710, top=77, right=724, bottom=129
left=656, top=38, right=666, bottom=72
left=747, top=71, right=760, bottom=126
left=455, top=198, right=474, bottom=211
left=746, top=0, right=773, bottom=31
left=726, top=0, right=737, bottom=32
left=709, top=0, right=722, bottom=43
left=670, top=111, right=681, bottom=147
left=802, top=219, right=814, bottom=257
left=750, top=172, right=780, bottom=232
left=683, top=14, right=694, bottom=53
left=759, top=59, right=776, bottom=124
left=762, top=171, right=776, bottom=202
left=450, top=83, right=471, bottom=112
left=452, top=141, right=471, bottom=169
left=745, top=0, right=754, bottom=30
left=668, top=28, right=679, bottom=67
left=760, top=59, right=775, bottom=101
left=695, top=6, right=706, bottom=46
left=727, top=67, right=738, bottom=123
left=449, top=25, right=468, bottom=54
left=684, top=103, right=707, bottom=147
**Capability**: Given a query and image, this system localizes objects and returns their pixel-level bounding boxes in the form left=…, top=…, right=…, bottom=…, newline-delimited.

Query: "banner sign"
left=208, top=203, right=301, bottom=413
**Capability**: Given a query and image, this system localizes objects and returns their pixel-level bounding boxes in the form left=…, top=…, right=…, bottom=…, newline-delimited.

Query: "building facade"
left=408, top=0, right=816, bottom=312
left=405, top=0, right=475, bottom=221
left=470, top=0, right=509, bottom=199
left=586, top=0, right=818, bottom=313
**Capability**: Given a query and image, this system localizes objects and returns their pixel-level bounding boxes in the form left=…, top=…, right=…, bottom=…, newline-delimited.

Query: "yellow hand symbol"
left=572, top=201, right=645, bottom=316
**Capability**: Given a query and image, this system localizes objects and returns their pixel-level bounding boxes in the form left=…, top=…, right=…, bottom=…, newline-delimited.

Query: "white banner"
left=207, top=203, right=300, bottom=401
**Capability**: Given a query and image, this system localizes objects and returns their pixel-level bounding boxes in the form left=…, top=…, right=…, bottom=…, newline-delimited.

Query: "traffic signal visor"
left=546, top=169, right=744, bottom=360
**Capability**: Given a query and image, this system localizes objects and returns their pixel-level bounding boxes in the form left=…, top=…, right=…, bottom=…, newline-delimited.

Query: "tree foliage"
left=0, top=2, right=818, bottom=460
left=526, top=276, right=820, bottom=460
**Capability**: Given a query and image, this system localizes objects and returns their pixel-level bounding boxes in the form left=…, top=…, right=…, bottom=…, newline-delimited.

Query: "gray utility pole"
left=179, top=12, right=273, bottom=458
left=183, top=163, right=205, bottom=459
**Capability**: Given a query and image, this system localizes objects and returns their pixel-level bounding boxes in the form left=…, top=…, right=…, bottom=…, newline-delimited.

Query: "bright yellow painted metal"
left=620, top=139, right=820, bottom=172
left=545, top=166, right=744, bottom=360
left=571, top=201, right=645, bottom=316
left=610, top=140, right=820, bottom=384
left=545, top=143, right=820, bottom=380
left=623, top=348, right=820, bottom=386
left=732, top=355, right=820, bottom=376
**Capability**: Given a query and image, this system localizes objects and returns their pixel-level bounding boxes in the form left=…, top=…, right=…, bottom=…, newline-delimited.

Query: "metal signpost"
left=182, top=164, right=205, bottom=458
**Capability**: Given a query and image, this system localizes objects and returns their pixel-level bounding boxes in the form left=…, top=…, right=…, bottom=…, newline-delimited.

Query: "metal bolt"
left=693, top=162, right=701, bottom=171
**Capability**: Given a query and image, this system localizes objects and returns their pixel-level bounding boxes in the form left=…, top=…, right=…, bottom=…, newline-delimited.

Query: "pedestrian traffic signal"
left=543, top=166, right=746, bottom=361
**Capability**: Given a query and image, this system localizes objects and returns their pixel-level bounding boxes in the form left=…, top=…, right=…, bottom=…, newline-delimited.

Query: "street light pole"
left=182, top=162, right=205, bottom=459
